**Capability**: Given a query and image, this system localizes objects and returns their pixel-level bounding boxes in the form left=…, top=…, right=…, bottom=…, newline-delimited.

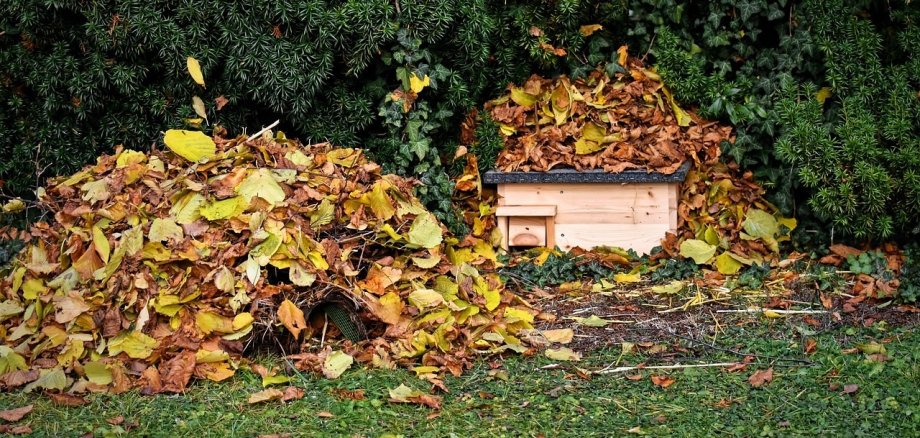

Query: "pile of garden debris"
left=485, top=48, right=795, bottom=275
left=0, top=130, right=541, bottom=394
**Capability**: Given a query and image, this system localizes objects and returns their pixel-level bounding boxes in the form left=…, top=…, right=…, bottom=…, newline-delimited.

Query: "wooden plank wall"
left=497, top=182, right=678, bottom=254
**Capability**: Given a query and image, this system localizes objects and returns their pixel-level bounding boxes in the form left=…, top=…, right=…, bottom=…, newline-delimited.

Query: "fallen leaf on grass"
left=544, top=348, right=581, bottom=362
left=842, top=384, right=859, bottom=394
left=282, top=386, right=305, bottom=402
left=48, top=393, right=88, bottom=406
left=107, top=415, right=124, bottom=426
left=317, top=411, right=334, bottom=418
left=723, top=363, right=747, bottom=373
left=248, top=388, right=284, bottom=404
left=388, top=384, right=442, bottom=410
left=322, top=350, right=353, bottom=379
left=0, top=425, right=31, bottom=435
left=331, top=388, right=365, bottom=401
left=748, top=368, right=774, bottom=388
left=805, top=338, right=817, bottom=354
left=0, top=405, right=32, bottom=422
left=569, top=315, right=620, bottom=327
left=625, top=374, right=643, bottom=381
left=650, top=375, right=675, bottom=388
left=856, top=342, right=886, bottom=355
left=541, top=328, right=574, bottom=344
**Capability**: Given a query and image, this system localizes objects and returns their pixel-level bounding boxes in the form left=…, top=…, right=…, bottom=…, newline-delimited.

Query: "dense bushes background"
left=1, top=0, right=918, bottom=241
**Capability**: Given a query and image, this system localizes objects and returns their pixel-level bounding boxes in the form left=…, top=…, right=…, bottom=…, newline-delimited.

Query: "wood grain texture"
left=554, top=223, right=670, bottom=254
left=497, top=183, right=673, bottom=224
left=509, top=217, right=546, bottom=247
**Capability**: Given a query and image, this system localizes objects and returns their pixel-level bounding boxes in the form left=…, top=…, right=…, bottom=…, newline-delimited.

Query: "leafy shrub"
left=650, top=258, right=700, bottom=283
left=899, top=244, right=920, bottom=303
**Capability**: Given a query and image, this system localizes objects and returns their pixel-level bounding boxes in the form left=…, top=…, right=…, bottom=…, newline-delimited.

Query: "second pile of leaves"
left=485, top=47, right=795, bottom=281
left=0, top=129, right=542, bottom=397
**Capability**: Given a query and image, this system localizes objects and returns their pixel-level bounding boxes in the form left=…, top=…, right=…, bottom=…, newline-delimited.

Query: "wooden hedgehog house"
left=484, top=162, right=690, bottom=254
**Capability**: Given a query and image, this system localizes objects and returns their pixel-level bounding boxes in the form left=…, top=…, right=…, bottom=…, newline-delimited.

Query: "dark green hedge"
left=2, top=0, right=918, bottom=241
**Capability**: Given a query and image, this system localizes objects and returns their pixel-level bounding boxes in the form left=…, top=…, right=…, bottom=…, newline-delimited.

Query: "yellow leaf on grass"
left=277, top=299, right=307, bottom=339
left=545, top=347, right=581, bottom=361
left=541, top=328, right=574, bottom=344
left=163, top=129, right=216, bottom=163
left=205, top=362, right=236, bottom=382
left=248, top=388, right=284, bottom=404
left=409, top=73, right=430, bottom=93
left=322, top=350, right=354, bottom=379
left=186, top=56, right=205, bottom=86
left=571, top=315, right=614, bottom=327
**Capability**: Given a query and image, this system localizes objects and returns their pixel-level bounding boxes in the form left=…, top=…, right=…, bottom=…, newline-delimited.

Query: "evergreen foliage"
left=1, top=0, right=918, bottom=242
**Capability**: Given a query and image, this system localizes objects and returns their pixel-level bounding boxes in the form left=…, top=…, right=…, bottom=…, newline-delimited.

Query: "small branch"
left=596, top=362, right=740, bottom=375
left=716, top=308, right=827, bottom=315
left=246, top=120, right=281, bottom=142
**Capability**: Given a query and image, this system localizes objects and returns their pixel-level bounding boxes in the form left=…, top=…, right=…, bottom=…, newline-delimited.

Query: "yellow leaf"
left=1, top=199, right=26, bottom=213
left=277, top=299, right=307, bottom=339
left=408, top=288, right=444, bottom=310
left=195, top=348, right=230, bottom=363
left=84, top=361, right=112, bottom=385
left=232, top=312, right=254, bottom=331
left=816, top=87, right=832, bottom=104
left=503, top=307, right=534, bottom=325
left=651, top=280, right=685, bottom=295
left=361, top=181, right=396, bottom=221
left=248, top=388, right=284, bottom=404
left=196, top=311, right=235, bottom=335
left=579, top=24, right=603, bottom=37
left=542, top=328, right=574, bottom=344
left=545, top=347, right=581, bottom=361
left=163, top=129, right=216, bottom=163
left=237, top=169, right=286, bottom=206
left=200, top=196, right=247, bottom=221
left=763, top=309, right=785, bottom=319
left=205, top=362, right=236, bottom=382
left=192, top=96, right=207, bottom=120
left=679, top=239, right=716, bottom=264
left=409, top=73, right=430, bottom=93
left=613, top=272, right=641, bottom=283
left=148, top=217, right=184, bottom=243
left=108, top=331, right=158, bottom=359
left=406, top=212, right=443, bottom=249
left=21, top=278, right=47, bottom=300
left=322, top=350, right=354, bottom=379
left=116, top=149, right=147, bottom=168
left=510, top=87, right=538, bottom=107
left=186, top=56, right=205, bottom=86
left=171, top=192, right=206, bottom=225
left=616, top=45, right=629, bottom=67
left=661, top=86, right=692, bottom=127
left=288, top=262, right=316, bottom=287
left=714, top=252, right=744, bottom=275
left=370, top=292, right=405, bottom=325
left=411, top=255, right=441, bottom=269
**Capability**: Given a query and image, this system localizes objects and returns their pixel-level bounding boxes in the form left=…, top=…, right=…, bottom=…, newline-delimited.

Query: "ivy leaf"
left=163, top=130, right=215, bottom=163
left=186, top=56, right=205, bottom=86
left=679, top=239, right=717, bottom=264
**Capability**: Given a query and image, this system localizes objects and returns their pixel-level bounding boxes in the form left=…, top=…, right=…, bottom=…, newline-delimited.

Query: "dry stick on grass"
left=595, top=362, right=741, bottom=375
left=716, top=308, right=828, bottom=315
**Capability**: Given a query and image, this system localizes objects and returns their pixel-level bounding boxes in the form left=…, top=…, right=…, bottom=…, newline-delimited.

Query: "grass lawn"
left=1, top=317, right=917, bottom=437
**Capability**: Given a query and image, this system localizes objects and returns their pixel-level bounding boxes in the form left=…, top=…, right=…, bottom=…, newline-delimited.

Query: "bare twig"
left=246, top=120, right=281, bottom=142
left=716, top=308, right=827, bottom=315
left=596, top=362, right=740, bottom=374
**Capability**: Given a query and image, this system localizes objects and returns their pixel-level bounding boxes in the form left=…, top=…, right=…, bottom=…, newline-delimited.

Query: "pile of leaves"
left=487, top=48, right=730, bottom=174
left=0, top=130, right=539, bottom=394
left=486, top=49, right=795, bottom=277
